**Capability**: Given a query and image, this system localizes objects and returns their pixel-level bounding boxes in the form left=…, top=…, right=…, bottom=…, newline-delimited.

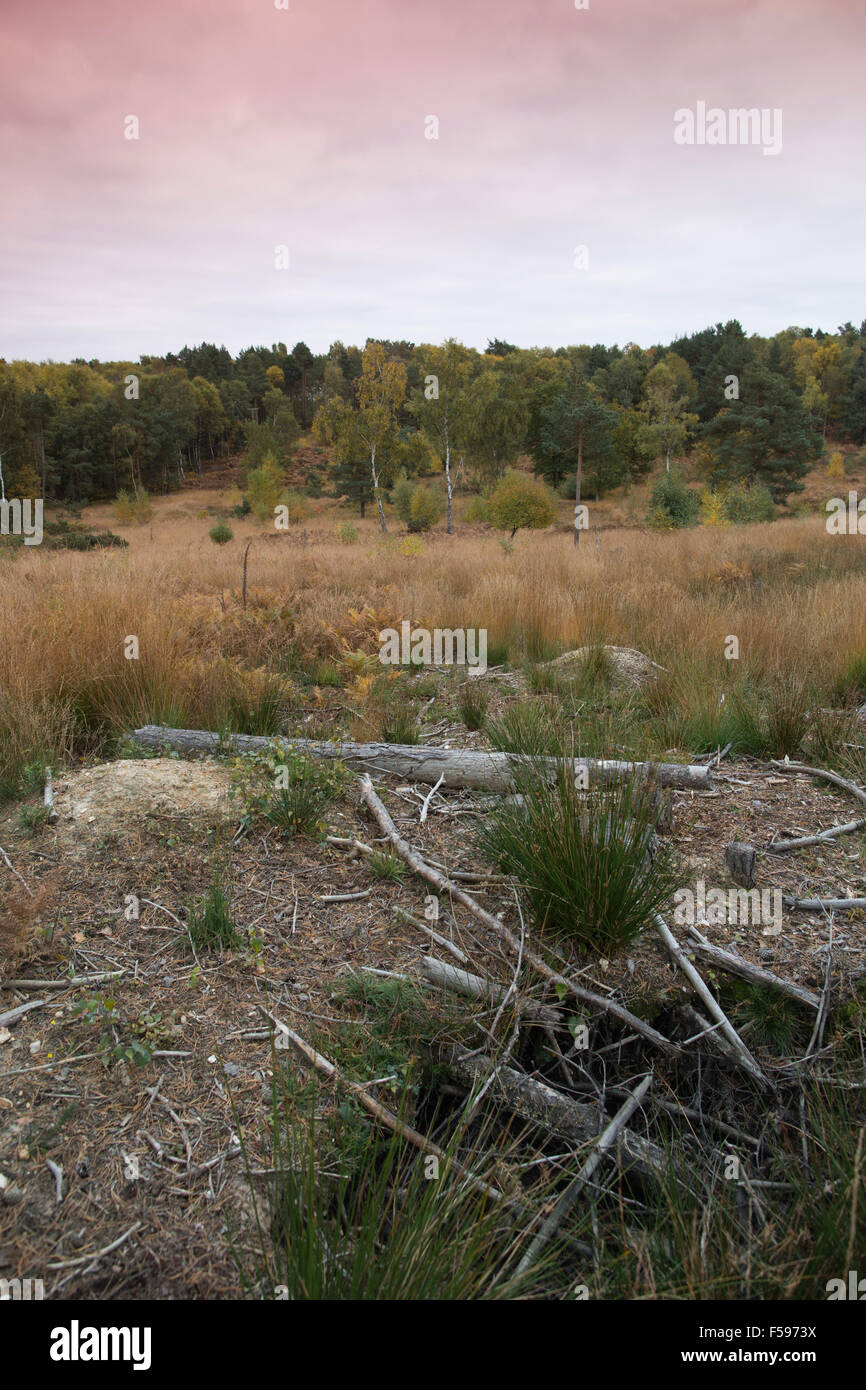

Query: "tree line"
left=1, top=320, right=864, bottom=515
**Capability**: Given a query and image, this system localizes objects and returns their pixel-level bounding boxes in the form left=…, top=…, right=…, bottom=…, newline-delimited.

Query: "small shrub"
left=391, top=475, right=415, bottom=523
left=113, top=489, right=135, bottom=524
left=700, top=490, right=729, bottom=527
left=722, top=480, right=776, bottom=525
left=209, top=522, right=233, bottom=545
left=461, top=494, right=490, bottom=523
left=407, top=484, right=442, bottom=533
left=337, top=522, right=359, bottom=545
left=57, top=529, right=127, bottom=551
left=282, top=490, right=311, bottom=524
left=113, top=488, right=152, bottom=524
left=397, top=535, right=423, bottom=558
left=488, top=472, right=556, bottom=538
left=245, top=455, right=286, bottom=520
left=647, top=473, right=700, bottom=529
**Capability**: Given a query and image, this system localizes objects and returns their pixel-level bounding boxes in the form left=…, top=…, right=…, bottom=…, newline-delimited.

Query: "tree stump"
left=725, top=842, right=757, bottom=889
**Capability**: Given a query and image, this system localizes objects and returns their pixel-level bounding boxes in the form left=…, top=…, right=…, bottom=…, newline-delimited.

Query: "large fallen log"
left=131, top=725, right=714, bottom=792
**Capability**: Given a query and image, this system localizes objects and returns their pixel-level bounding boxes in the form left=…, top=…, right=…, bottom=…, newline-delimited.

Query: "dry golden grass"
left=1, top=484, right=865, bottom=788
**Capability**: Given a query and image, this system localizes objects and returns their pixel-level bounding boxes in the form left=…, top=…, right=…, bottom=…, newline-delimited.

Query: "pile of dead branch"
left=217, top=742, right=865, bottom=1299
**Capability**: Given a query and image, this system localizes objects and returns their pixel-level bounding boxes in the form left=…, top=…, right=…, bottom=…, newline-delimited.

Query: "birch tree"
left=315, top=341, right=406, bottom=533
left=410, top=340, right=475, bottom=534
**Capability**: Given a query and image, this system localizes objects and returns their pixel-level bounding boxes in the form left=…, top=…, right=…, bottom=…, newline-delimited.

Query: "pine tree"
left=700, top=363, right=820, bottom=501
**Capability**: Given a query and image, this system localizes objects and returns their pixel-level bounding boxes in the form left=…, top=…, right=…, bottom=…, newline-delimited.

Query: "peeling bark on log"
left=130, top=725, right=714, bottom=792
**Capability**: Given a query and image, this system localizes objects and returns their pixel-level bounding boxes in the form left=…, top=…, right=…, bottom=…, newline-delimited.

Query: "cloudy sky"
left=1, top=0, right=863, bottom=361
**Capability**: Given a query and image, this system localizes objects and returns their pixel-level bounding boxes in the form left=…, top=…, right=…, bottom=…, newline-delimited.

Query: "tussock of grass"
left=188, top=864, right=240, bottom=952
left=366, top=849, right=405, bottom=882
left=260, top=752, right=346, bottom=840
left=485, top=700, right=564, bottom=755
left=457, top=677, right=488, bottom=730
left=475, top=755, right=680, bottom=956
left=237, top=1075, right=563, bottom=1301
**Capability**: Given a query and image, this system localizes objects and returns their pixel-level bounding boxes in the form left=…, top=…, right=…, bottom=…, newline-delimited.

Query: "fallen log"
left=685, top=930, right=821, bottom=1011
left=393, top=908, right=470, bottom=964
left=764, top=819, right=865, bottom=853
left=421, top=955, right=561, bottom=1025
left=515, top=1074, right=653, bottom=1275
left=0, top=998, right=49, bottom=1028
left=130, top=725, right=714, bottom=792
left=783, top=895, right=866, bottom=912
left=1, top=971, right=125, bottom=991
left=449, top=1049, right=672, bottom=1188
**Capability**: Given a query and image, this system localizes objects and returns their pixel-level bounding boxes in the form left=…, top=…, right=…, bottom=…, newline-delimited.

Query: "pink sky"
left=1, top=0, right=863, bottom=359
